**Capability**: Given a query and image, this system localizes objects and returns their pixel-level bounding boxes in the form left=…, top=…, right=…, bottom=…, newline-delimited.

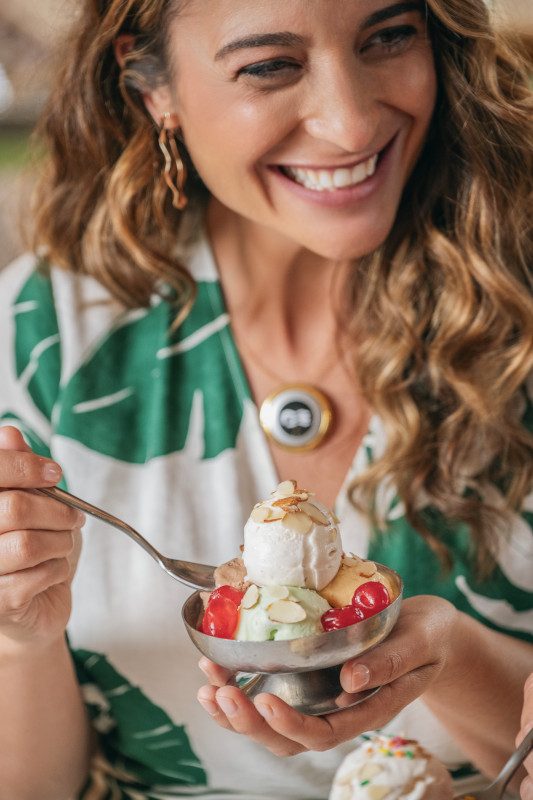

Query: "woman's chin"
left=295, top=227, right=393, bottom=263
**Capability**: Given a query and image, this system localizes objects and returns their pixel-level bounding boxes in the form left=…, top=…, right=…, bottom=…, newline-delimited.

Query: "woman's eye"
left=360, top=25, right=418, bottom=57
left=238, top=59, right=300, bottom=81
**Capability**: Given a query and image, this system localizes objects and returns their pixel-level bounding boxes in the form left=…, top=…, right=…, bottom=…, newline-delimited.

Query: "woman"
left=0, top=1, right=531, bottom=798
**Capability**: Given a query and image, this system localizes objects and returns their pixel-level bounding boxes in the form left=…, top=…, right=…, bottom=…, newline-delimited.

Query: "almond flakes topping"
left=283, top=511, right=313, bottom=534
left=267, top=599, right=307, bottom=624
left=241, top=584, right=259, bottom=609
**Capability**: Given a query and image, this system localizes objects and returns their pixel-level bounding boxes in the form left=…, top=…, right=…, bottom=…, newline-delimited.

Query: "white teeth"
left=318, top=170, right=333, bottom=190
left=333, top=168, right=352, bottom=188
left=351, top=161, right=367, bottom=184
left=285, top=153, right=379, bottom=191
left=366, top=154, right=378, bottom=177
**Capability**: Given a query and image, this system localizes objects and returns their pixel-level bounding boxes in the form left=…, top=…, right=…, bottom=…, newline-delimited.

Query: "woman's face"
left=166, top=0, right=437, bottom=260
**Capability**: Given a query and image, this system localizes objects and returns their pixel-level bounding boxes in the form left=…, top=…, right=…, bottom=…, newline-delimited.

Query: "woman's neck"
left=206, top=199, right=349, bottom=359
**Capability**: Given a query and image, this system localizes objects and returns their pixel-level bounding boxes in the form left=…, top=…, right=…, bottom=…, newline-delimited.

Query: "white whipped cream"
left=329, top=734, right=453, bottom=800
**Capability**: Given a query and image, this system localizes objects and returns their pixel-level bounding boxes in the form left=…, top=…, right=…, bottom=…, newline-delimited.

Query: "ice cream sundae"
left=200, top=480, right=399, bottom=641
left=329, top=734, right=454, bottom=800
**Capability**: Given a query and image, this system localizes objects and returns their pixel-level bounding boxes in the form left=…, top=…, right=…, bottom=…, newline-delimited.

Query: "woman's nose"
left=302, top=61, right=382, bottom=154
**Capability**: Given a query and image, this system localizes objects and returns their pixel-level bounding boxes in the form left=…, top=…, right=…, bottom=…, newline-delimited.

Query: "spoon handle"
left=36, top=486, right=169, bottom=572
left=493, top=726, right=533, bottom=798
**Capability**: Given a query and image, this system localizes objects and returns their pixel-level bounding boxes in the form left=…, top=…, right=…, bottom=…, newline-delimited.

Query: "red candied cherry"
left=321, top=604, right=365, bottom=632
left=352, top=581, right=390, bottom=617
left=209, top=585, right=245, bottom=606
left=201, top=597, right=240, bottom=639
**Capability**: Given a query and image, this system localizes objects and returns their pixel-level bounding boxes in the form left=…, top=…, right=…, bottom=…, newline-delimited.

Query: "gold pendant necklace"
left=259, top=383, right=333, bottom=452
left=235, top=335, right=338, bottom=452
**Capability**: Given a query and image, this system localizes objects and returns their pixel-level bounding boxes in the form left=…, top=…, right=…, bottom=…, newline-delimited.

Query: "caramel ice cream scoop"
left=319, top=555, right=396, bottom=608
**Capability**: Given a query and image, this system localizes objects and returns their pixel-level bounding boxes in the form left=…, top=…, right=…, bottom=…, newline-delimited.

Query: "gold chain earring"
left=158, top=112, right=188, bottom=210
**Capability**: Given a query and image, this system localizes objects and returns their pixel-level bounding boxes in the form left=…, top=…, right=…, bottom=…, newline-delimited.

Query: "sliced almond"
left=263, top=512, right=286, bottom=523
left=267, top=599, right=307, bottom=624
left=272, top=496, right=300, bottom=509
left=299, top=501, right=329, bottom=525
left=266, top=585, right=290, bottom=600
left=359, top=561, right=378, bottom=578
left=273, top=479, right=297, bottom=497
left=283, top=511, right=313, bottom=534
left=251, top=505, right=271, bottom=523
left=241, top=583, right=259, bottom=609
left=251, top=505, right=286, bottom=523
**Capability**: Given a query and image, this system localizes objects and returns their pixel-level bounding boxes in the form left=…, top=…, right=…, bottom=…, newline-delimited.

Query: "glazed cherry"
left=201, top=597, right=239, bottom=639
left=321, top=604, right=365, bottom=632
left=210, top=585, right=244, bottom=606
left=352, top=581, right=390, bottom=617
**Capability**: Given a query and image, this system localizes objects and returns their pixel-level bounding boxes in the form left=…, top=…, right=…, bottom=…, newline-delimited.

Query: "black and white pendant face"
left=259, top=384, right=333, bottom=451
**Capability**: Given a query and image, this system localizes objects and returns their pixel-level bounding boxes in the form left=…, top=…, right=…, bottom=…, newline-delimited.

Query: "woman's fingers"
left=249, top=667, right=434, bottom=752
left=520, top=775, right=533, bottom=800
left=198, top=657, right=233, bottom=687
left=339, top=595, right=452, bottom=694
left=212, top=686, right=305, bottom=757
left=197, top=683, right=235, bottom=731
left=0, top=451, right=62, bottom=489
left=0, top=491, right=83, bottom=533
left=0, top=530, right=75, bottom=574
left=0, top=558, right=72, bottom=616
left=0, top=427, right=62, bottom=488
left=0, top=425, right=32, bottom=453
left=253, top=693, right=336, bottom=751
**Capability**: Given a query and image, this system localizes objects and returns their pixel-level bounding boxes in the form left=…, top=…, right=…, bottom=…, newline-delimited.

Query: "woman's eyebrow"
left=214, top=2, right=422, bottom=62
left=361, top=1, right=423, bottom=30
left=215, top=32, right=306, bottom=61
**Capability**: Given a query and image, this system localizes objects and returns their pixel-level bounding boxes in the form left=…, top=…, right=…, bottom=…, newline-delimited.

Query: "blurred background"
left=0, top=0, right=532, bottom=269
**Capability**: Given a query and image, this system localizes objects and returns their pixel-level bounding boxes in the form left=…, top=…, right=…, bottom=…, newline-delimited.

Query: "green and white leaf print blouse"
left=1, top=234, right=532, bottom=800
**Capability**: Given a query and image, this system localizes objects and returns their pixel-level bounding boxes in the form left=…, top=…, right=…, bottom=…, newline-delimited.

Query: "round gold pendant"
left=259, top=384, right=333, bottom=452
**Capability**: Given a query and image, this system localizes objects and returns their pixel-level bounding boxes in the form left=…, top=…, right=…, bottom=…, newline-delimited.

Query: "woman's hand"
left=0, top=426, right=84, bottom=648
left=517, top=674, right=533, bottom=800
left=196, top=595, right=458, bottom=757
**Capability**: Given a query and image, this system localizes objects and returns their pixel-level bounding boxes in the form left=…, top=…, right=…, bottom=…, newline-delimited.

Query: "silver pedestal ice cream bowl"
left=182, top=564, right=403, bottom=716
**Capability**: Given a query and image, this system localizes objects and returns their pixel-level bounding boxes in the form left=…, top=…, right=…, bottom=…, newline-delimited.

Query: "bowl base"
left=233, top=666, right=381, bottom=716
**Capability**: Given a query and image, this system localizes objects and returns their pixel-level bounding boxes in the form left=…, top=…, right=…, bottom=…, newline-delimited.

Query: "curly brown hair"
left=31, top=0, right=532, bottom=575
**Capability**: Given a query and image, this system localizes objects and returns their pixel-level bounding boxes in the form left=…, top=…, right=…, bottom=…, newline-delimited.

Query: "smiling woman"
left=0, top=1, right=531, bottom=800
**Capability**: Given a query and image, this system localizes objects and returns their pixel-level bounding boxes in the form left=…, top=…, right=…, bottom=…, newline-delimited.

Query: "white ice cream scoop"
left=242, top=480, right=342, bottom=590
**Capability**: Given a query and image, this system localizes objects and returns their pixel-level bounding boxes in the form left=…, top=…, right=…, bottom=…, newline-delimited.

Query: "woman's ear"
left=113, top=33, right=178, bottom=127
left=114, top=34, right=136, bottom=69
left=143, top=85, right=177, bottom=127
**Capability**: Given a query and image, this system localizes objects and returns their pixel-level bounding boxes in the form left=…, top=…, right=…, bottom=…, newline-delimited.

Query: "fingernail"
left=217, top=696, right=238, bottom=717
left=349, top=665, right=370, bottom=692
left=42, top=461, right=62, bottom=482
left=76, top=511, right=86, bottom=526
left=198, top=696, right=218, bottom=717
left=255, top=702, right=274, bottom=720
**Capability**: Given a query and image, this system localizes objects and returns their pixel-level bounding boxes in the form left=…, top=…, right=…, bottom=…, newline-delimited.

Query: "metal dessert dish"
left=182, top=565, right=403, bottom=715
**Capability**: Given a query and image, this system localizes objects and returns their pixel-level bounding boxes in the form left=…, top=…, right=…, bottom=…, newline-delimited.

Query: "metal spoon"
left=37, top=486, right=216, bottom=590
left=455, top=727, right=533, bottom=800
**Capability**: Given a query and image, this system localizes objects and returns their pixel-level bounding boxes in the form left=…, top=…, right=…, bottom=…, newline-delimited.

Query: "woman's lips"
left=269, top=134, right=398, bottom=208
